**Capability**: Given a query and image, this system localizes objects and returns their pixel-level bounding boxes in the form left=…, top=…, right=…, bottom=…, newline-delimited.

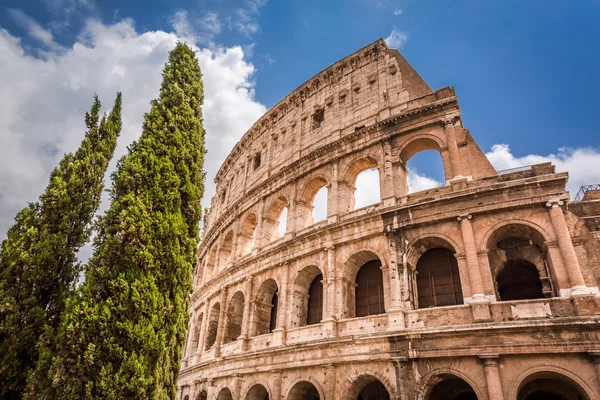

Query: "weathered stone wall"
left=179, top=39, right=600, bottom=400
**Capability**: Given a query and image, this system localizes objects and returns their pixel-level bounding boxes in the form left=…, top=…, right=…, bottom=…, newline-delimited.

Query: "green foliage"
left=0, top=94, right=122, bottom=399
left=38, top=43, right=205, bottom=400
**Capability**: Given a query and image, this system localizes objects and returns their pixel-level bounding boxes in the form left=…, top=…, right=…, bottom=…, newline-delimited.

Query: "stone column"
left=380, top=138, right=397, bottom=207
left=590, top=352, right=600, bottom=393
left=458, top=215, right=485, bottom=299
left=442, top=116, right=462, bottom=179
left=393, top=357, right=409, bottom=400
left=546, top=200, right=587, bottom=293
left=480, top=354, right=504, bottom=400
left=214, top=243, right=222, bottom=275
left=286, top=182, right=297, bottom=238
left=214, top=286, right=229, bottom=357
left=386, top=231, right=406, bottom=330
left=272, top=371, right=283, bottom=400
left=273, top=263, right=289, bottom=346
left=327, top=159, right=339, bottom=222
left=229, top=219, right=240, bottom=265
left=254, top=197, right=266, bottom=249
left=240, top=275, right=254, bottom=351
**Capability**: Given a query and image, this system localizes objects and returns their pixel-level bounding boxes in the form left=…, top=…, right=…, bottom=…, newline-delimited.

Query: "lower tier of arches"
left=178, top=352, right=600, bottom=400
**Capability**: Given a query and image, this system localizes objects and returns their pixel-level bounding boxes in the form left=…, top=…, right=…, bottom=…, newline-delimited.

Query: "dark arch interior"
left=417, top=248, right=463, bottom=308
left=307, top=273, right=323, bottom=325
left=519, top=377, right=586, bottom=400
left=357, top=380, right=390, bottom=400
left=429, top=377, right=477, bottom=400
left=497, top=259, right=544, bottom=301
left=355, top=260, right=385, bottom=317
left=246, top=384, right=269, bottom=400
left=288, top=381, right=320, bottom=400
left=196, top=390, right=207, bottom=400
left=269, top=291, right=278, bottom=332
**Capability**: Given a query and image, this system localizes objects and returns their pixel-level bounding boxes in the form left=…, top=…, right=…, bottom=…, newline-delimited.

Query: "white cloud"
left=8, top=8, right=56, bottom=47
left=170, top=11, right=223, bottom=45
left=486, top=144, right=600, bottom=196
left=394, top=8, right=403, bottom=15
left=407, top=170, right=442, bottom=193
left=354, top=168, right=381, bottom=209
left=384, top=28, right=408, bottom=49
left=232, top=0, right=268, bottom=37
left=0, top=15, right=266, bottom=240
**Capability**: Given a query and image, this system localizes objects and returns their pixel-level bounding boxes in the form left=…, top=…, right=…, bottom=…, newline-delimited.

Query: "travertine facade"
left=178, top=39, right=600, bottom=400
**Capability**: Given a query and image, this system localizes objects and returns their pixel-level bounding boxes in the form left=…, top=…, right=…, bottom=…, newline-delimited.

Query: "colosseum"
left=177, top=39, right=600, bottom=400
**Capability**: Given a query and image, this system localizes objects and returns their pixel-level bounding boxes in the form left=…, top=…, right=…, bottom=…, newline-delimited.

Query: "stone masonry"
left=177, top=39, right=600, bottom=400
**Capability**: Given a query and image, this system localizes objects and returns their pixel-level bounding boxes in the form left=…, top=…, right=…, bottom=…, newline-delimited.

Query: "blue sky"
left=1, top=0, right=600, bottom=238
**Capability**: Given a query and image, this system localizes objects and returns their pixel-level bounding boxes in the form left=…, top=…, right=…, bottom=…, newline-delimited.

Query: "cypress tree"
left=40, top=42, right=205, bottom=399
left=0, top=94, right=122, bottom=399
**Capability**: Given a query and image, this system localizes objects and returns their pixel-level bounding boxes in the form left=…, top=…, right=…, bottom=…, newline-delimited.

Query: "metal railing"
left=572, top=184, right=600, bottom=202
left=497, top=165, right=533, bottom=175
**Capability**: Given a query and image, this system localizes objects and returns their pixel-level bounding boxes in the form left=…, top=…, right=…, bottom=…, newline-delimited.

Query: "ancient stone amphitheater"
left=177, top=39, right=600, bottom=400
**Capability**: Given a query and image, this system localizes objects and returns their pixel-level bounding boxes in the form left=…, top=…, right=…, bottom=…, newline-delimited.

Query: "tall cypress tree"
left=0, top=94, right=122, bottom=399
left=39, top=43, right=205, bottom=399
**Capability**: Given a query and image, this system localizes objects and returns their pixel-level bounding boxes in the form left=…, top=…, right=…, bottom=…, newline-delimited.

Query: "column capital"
left=457, top=214, right=472, bottom=222
left=441, top=115, right=460, bottom=128
left=546, top=199, right=565, bottom=208
left=479, top=353, right=500, bottom=362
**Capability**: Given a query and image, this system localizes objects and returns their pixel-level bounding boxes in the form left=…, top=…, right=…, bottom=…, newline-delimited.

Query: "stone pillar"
left=240, top=276, right=254, bottom=351
left=229, top=219, right=240, bottom=265
left=272, top=371, right=283, bottom=400
left=458, top=214, right=490, bottom=321
left=286, top=183, right=297, bottom=238
left=254, top=197, right=266, bottom=250
left=273, top=263, right=289, bottom=346
left=321, top=247, right=338, bottom=337
left=546, top=200, right=588, bottom=294
left=393, top=357, right=409, bottom=400
left=442, top=116, right=462, bottom=179
left=381, top=138, right=397, bottom=207
left=394, top=161, right=409, bottom=198
left=214, top=243, right=222, bottom=275
left=214, top=286, right=229, bottom=357
left=327, top=159, right=340, bottom=222
left=386, top=231, right=406, bottom=330
left=590, top=352, right=600, bottom=394
left=480, top=354, right=504, bottom=400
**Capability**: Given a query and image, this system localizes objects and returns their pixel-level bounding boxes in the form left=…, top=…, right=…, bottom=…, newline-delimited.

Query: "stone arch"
left=481, top=218, right=551, bottom=251
left=417, top=368, right=485, bottom=400
left=223, top=290, right=245, bottom=344
left=189, top=311, right=204, bottom=354
left=345, top=250, right=386, bottom=318
left=196, top=389, right=208, bottom=400
left=251, top=278, right=279, bottom=336
left=289, top=265, right=324, bottom=328
left=205, top=245, right=218, bottom=280
left=484, top=222, right=555, bottom=300
left=244, top=381, right=272, bottom=400
left=263, top=196, right=289, bottom=242
left=219, top=231, right=234, bottom=270
left=509, top=365, right=595, bottom=400
left=341, top=155, right=381, bottom=212
left=239, top=213, right=258, bottom=257
left=215, top=387, right=233, bottom=400
left=298, top=175, right=329, bottom=229
left=345, top=371, right=396, bottom=400
left=286, top=378, right=325, bottom=400
left=398, top=135, right=451, bottom=183
left=204, top=301, right=220, bottom=350
left=406, top=234, right=461, bottom=269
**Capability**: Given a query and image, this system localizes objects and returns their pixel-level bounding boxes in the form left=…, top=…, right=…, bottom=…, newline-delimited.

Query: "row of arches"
left=189, top=221, right=565, bottom=358
left=201, top=147, right=448, bottom=286
left=183, top=370, right=591, bottom=400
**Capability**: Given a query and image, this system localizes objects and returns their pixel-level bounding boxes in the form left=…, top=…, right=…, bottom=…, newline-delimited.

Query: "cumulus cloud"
left=231, top=0, right=268, bottom=37
left=8, top=8, right=56, bottom=47
left=486, top=144, right=600, bottom=196
left=384, top=28, right=408, bottom=49
left=171, top=11, right=222, bottom=45
left=0, top=15, right=266, bottom=240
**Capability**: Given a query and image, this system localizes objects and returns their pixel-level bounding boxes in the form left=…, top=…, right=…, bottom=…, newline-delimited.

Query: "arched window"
left=355, top=260, right=385, bottom=318
left=312, top=186, right=328, bottom=223
left=487, top=224, right=554, bottom=300
left=405, top=150, right=444, bottom=194
left=196, top=390, right=207, bottom=400
left=223, top=291, right=245, bottom=344
left=252, top=279, right=279, bottom=336
left=518, top=372, right=590, bottom=400
left=428, top=375, right=477, bottom=400
left=262, top=196, right=289, bottom=242
left=357, top=381, right=390, bottom=400
left=288, top=381, right=320, bottom=400
left=298, top=176, right=328, bottom=229
left=189, top=312, right=203, bottom=354
left=205, top=302, right=220, bottom=350
left=306, top=274, right=323, bottom=325
left=278, top=207, right=288, bottom=237
left=216, top=388, right=233, bottom=400
left=416, top=248, right=463, bottom=308
left=205, top=246, right=217, bottom=279
left=238, top=214, right=258, bottom=256
left=246, top=384, right=269, bottom=400
left=354, top=168, right=380, bottom=209
left=219, top=231, right=234, bottom=270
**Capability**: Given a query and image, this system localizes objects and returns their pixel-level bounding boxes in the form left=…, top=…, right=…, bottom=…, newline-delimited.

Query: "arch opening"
left=246, top=384, right=269, bottom=400
left=196, top=390, right=207, bottom=400
left=223, top=291, right=245, bottom=344
left=290, top=265, right=323, bottom=328
left=278, top=207, right=288, bottom=237
left=219, top=231, right=234, bottom=270
left=312, top=186, right=328, bottom=224
left=354, top=168, right=380, bottom=210
left=252, top=279, right=279, bottom=336
left=518, top=372, right=590, bottom=400
left=288, top=381, right=320, bottom=400
left=239, top=214, right=258, bottom=256
left=263, top=196, right=289, bottom=242
left=405, top=150, right=444, bottom=194
left=355, top=259, right=385, bottom=318
left=348, top=375, right=391, bottom=400
left=416, top=248, right=463, bottom=308
left=427, top=374, right=477, bottom=400
left=205, top=246, right=217, bottom=280
left=189, top=312, right=203, bottom=355
left=487, top=224, right=554, bottom=300
left=298, top=176, right=328, bottom=229
left=204, top=302, right=220, bottom=350
left=216, top=388, right=233, bottom=400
